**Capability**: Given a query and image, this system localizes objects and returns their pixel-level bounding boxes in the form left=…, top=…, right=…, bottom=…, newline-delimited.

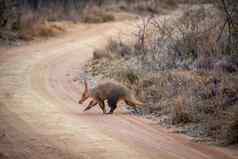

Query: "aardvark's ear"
left=84, top=79, right=88, bottom=90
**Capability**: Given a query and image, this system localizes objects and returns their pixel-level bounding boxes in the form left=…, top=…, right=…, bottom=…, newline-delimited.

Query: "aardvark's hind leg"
left=98, top=100, right=106, bottom=114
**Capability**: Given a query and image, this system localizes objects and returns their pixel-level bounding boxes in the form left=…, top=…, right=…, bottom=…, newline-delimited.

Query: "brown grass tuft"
left=19, top=20, right=66, bottom=40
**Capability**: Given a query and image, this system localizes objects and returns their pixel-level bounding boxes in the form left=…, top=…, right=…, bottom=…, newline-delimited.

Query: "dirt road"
left=0, top=19, right=237, bottom=159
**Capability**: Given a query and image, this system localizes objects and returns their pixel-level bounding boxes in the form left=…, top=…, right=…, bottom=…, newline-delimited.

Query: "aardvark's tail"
left=133, top=99, right=144, bottom=107
left=125, top=95, right=144, bottom=107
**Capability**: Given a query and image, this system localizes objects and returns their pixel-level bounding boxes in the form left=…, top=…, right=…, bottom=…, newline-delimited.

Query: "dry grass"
left=81, top=6, right=115, bottom=23
left=10, top=10, right=66, bottom=40
left=87, top=53, right=238, bottom=144
left=19, top=21, right=66, bottom=40
left=1, top=0, right=181, bottom=42
left=15, top=5, right=115, bottom=40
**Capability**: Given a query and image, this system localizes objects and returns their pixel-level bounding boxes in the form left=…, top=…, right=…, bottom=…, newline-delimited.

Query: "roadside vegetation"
left=0, top=0, right=178, bottom=43
left=86, top=0, right=238, bottom=145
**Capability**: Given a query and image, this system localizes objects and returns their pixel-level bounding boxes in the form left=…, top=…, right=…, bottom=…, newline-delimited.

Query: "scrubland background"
left=1, top=0, right=237, bottom=145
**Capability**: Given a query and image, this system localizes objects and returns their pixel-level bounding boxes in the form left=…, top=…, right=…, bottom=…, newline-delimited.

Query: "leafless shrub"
left=160, top=5, right=224, bottom=68
left=132, top=3, right=237, bottom=71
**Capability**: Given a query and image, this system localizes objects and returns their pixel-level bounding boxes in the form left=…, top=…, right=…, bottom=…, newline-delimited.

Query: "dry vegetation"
left=86, top=1, right=238, bottom=145
left=0, top=0, right=179, bottom=42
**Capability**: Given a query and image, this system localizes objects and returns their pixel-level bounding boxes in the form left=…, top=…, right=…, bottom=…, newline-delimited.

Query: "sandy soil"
left=0, top=16, right=237, bottom=159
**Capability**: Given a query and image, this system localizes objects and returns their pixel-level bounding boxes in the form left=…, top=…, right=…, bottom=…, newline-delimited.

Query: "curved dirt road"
left=0, top=20, right=237, bottom=159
